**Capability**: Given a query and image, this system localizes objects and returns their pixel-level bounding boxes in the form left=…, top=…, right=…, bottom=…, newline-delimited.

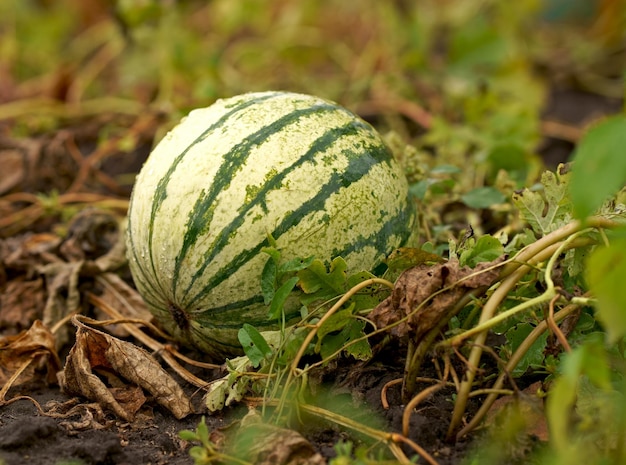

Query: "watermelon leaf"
left=314, top=307, right=354, bottom=354
left=339, top=320, right=372, bottom=361
left=298, top=257, right=347, bottom=303
left=319, top=318, right=372, bottom=361
left=238, top=324, right=272, bottom=367
left=385, top=247, right=445, bottom=274
left=261, top=245, right=281, bottom=263
left=459, top=235, right=504, bottom=267
left=461, top=186, right=506, bottom=209
left=586, top=235, right=626, bottom=343
left=279, top=255, right=315, bottom=274
left=345, top=270, right=388, bottom=311
left=261, top=257, right=278, bottom=305
left=512, top=165, right=573, bottom=236
left=314, top=303, right=372, bottom=361
left=268, top=276, right=300, bottom=320
left=502, top=322, right=549, bottom=377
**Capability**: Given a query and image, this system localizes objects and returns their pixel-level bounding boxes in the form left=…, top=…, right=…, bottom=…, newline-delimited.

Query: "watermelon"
left=126, top=91, right=416, bottom=359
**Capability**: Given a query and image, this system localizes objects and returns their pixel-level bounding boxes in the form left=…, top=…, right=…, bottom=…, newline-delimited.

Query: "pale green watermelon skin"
left=126, top=91, right=416, bottom=359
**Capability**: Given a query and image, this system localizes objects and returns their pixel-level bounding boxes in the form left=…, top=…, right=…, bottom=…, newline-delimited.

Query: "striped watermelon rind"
left=126, top=91, right=416, bottom=358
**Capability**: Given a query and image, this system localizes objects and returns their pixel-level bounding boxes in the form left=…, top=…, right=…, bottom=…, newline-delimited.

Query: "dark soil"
left=0, top=380, right=204, bottom=465
left=0, top=86, right=621, bottom=465
left=1, top=350, right=473, bottom=465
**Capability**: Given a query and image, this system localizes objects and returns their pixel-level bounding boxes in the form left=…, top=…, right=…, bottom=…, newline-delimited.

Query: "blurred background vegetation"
left=1, top=0, right=623, bottom=132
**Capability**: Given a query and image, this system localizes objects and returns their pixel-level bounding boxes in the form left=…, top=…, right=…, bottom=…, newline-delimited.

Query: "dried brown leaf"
left=2, top=233, right=62, bottom=271
left=0, top=277, right=46, bottom=334
left=0, top=320, right=60, bottom=388
left=95, top=272, right=153, bottom=321
left=0, top=136, right=45, bottom=195
left=233, top=409, right=326, bottom=465
left=58, top=316, right=192, bottom=421
left=485, top=382, right=548, bottom=442
left=38, top=260, right=83, bottom=346
left=0, top=149, right=26, bottom=195
left=370, top=258, right=504, bottom=341
left=59, top=208, right=120, bottom=262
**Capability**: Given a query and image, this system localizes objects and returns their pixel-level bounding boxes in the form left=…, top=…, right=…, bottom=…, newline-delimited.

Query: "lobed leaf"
left=512, top=165, right=573, bottom=236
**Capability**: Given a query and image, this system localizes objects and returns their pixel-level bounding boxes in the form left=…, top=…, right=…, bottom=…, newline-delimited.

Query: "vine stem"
left=446, top=216, right=618, bottom=440
left=456, top=299, right=583, bottom=438
left=440, top=234, right=593, bottom=349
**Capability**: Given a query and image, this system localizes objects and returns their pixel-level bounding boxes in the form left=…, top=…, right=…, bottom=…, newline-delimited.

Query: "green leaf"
left=409, top=179, right=435, bottom=200
left=345, top=270, right=388, bottom=311
left=313, top=302, right=373, bottom=361
left=315, top=307, right=353, bottom=354
left=261, top=245, right=281, bottom=263
left=260, top=257, right=277, bottom=305
left=459, top=235, right=504, bottom=267
left=546, top=338, right=612, bottom=452
left=298, top=257, right=347, bottom=303
left=205, top=356, right=252, bottom=412
left=338, top=319, right=372, bottom=361
left=487, top=143, right=532, bottom=185
left=267, top=276, right=299, bottom=320
left=431, top=164, right=462, bottom=174
left=502, top=323, right=548, bottom=377
left=195, top=416, right=209, bottom=444
left=461, top=186, right=506, bottom=209
left=512, top=165, right=572, bottom=236
left=586, top=235, right=626, bottom=343
left=279, top=255, right=315, bottom=273
left=238, top=323, right=272, bottom=367
left=570, top=115, right=626, bottom=220
left=178, top=429, right=198, bottom=441
left=385, top=247, right=445, bottom=273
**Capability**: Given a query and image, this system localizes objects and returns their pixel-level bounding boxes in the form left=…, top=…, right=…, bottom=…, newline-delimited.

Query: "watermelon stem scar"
left=168, top=302, right=189, bottom=330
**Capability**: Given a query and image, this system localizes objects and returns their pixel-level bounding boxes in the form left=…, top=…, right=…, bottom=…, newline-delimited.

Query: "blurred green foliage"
left=2, top=0, right=620, bottom=114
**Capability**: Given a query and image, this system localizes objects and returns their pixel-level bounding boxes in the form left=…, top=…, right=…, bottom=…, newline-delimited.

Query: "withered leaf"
left=0, top=149, right=26, bottom=195
left=232, top=409, right=326, bottom=465
left=59, top=208, right=120, bottom=262
left=0, top=320, right=60, bottom=389
left=0, top=277, right=46, bottom=334
left=95, top=272, right=153, bottom=320
left=0, top=137, right=43, bottom=196
left=92, top=272, right=153, bottom=338
left=2, top=232, right=62, bottom=271
left=59, top=316, right=192, bottom=421
left=370, top=257, right=504, bottom=341
left=38, top=259, right=83, bottom=348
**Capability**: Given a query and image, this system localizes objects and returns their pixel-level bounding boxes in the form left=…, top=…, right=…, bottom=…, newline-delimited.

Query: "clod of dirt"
left=0, top=416, right=58, bottom=449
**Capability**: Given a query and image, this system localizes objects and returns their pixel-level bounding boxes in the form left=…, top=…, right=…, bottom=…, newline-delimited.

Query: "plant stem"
left=402, top=286, right=487, bottom=402
left=456, top=299, right=583, bottom=438
left=445, top=217, right=616, bottom=440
